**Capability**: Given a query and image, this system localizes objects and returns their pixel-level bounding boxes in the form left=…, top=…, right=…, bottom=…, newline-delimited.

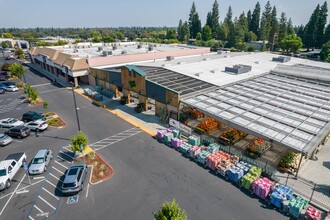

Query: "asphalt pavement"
left=0, top=58, right=289, bottom=220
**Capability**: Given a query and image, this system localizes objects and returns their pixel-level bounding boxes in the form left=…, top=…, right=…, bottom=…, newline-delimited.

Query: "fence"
left=273, top=173, right=330, bottom=212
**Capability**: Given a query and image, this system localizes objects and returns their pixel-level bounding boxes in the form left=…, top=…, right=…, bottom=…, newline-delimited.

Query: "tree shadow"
left=314, top=184, right=330, bottom=197
left=323, top=161, right=330, bottom=170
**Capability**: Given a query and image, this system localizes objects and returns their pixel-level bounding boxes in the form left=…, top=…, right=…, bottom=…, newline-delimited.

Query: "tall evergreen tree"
left=296, top=25, right=305, bottom=39
left=287, top=18, right=295, bottom=36
left=177, top=19, right=184, bottom=42
left=206, top=12, right=213, bottom=28
left=211, top=0, right=220, bottom=38
left=259, top=1, right=272, bottom=41
left=324, top=24, right=330, bottom=45
left=250, top=2, right=261, bottom=37
left=278, top=12, right=287, bottom=42
left=202, top=25, right=212, bottom=41
left=247, top=10, right=252, bottom=31
left=316, top=1, right=328, bottom=47
left=224, top=6, right=235, bottom=46
left=188, top=2, right=202, bottom=38
left=269, top=6, right=279, bottom=50
left=182, top=21, right=190, bottom=41
left=304, top=4, right=320, bottom=50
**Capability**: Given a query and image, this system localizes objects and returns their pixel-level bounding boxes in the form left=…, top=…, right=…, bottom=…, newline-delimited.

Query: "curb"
left=87, top=153, right=115, bottom=185
left=74, top=89, right=156, bottom=137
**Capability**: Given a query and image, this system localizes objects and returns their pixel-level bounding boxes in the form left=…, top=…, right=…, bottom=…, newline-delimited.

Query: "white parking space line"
left=0, top=173, right=26, bottom=216
left=12, top=140, right=23, bottom=143
left=55, top=160, right=68, bottom=169
left=86, top=183, right=90, bottom=198
left=34, top=205, right=43, bottom=213
left=62, top=146, right=73, bottom=153
left=42, top=187, right=59, bottom=200
left=28, top=215, right=35, bottom=220
left=0, top=178, right=45, bottom=201
left=45, top=180, right=57, bottom=188
left=33, top=176, right=45, bottom=180
left=51, top=166, right=64, bottom=175
left=31, top=83, right=51, bottom=87
left=49, top=173, right=62, bottom=182
left=38, top=196, right=56, bottom=210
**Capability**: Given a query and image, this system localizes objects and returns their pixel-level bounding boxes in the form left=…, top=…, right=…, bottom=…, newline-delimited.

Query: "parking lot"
left=0, top=59, right=288, bottom=219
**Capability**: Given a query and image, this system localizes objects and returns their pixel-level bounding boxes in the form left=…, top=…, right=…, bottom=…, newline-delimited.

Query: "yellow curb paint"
left=75, top=90, right=156, bottom=136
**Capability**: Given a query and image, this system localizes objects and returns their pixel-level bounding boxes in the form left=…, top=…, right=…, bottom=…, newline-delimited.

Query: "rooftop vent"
left=137, top=44, right=142, bottom=49
left=272, top=56, right=291, bottom=63
left=210, top=69, right=216, bottom=73
left=98, top=47, right=103, bottom=52
left=177, top=61, right=186, bottom=65
left=166, top=56, right=174, bottom=61
left=113, top=45, right=117, bottom=50
left=148, top=45, right=153, bottom=51
left=225, top=64, right=252, bottom=74
left=102, top=51, right=108, bottom=56
left=121, top=50, right=127, bottom=54
left=203, top=58, right=210, bottom=61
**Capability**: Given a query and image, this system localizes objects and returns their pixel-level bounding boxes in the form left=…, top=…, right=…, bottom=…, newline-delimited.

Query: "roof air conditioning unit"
left=98, top=47, right=103, bottom=52
left=166, top=56, right=174, bottom=61
left=121, top=50, right=127, bottom=54
left=102, top=51, right=108, bottom=56
left=137, top=44, right=142, bottom=49
left=107, top=51, right=112, bottom=55
left=113, top=45, right=117, bottom=50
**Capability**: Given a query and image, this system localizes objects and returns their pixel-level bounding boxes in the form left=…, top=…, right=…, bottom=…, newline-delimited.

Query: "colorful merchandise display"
left=188, top=135, right=201, bottom=146
left=172, top=129, right=181, bottom=138
left=251, top=177, right=274, bottom=200
left=246, top=138, right=271, bottom=157
left=163, top=133, right=173, bottom=146
left=241, top=166, right=262, bottom=190
left=206, top=151, right=230, bottom=171
left=288, top=196, right=308, bottom=218
left=227, top=162, right=251, bottom=183
left=304, top=206, right=322, bottom=220
left=197, top=150, right=211, bottom=165
left=178, top=142, right=193, bottom=155
left=171, top=138, right=183, bottom=149
left=270, top=185, right=294, bottom=209
left=196, top=118, right=222, bottom=134
left=188, top=146, right=205, bottom=159
left=157, top=128, right=173, bottom=141
left=219, top=128, right=246, bottom=144
left=205, top=143, right=221, bottom=154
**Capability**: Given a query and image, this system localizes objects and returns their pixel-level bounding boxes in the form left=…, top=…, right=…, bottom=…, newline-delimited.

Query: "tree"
left=3, top=33, right=12, bottom=38
left=9, top=63, right=26, bottom=81
left=206, top=12, right=213, bottom=29
left=269, top=6, right=279, bottom=50
left=247, top=10, right=252, bottom=30
left=54, top=40, right=68, bottom=46
left=26, top=85, right=40, bottom=104
left=1, top=41, right=8, bottom=49
left=166, top=29, right=176, bottom=40
left=304, top=4, right=320, bottom=50
left=259, top=1, right=272, bottom=41
left=279, top=35, right=303, bottom=54
left=182, top=21, right=190, bottom=41
left=316, top=1, right=328, bottom=47
left=320, top=41, right=330, bottom=61
left=1, top=62, right=12, bottom=71
left=217, top=23, right=230, bottom=41
left=70, top=131, right=89, bottom=153
left=211, top=0, right=220, bottom=38
left=43, top=101, right=48, bottom=109
left=246, top=31, right=257, bottom=42
left=102, top=36, right=115, bottom=43
left=177, top=19, right=184, bottom=41
left=324, top=24, right=330, bottom=45
left=196, top=32, right=202, bottom=41
left=287, top=18, right=295, bottom=36
left=188, top=2, right=202, bottom=38
left=154, top=199, right=187, bottom=220
left=15, top=48, right=25, bottom=59
left=278, top=12, right=287, bottom=42
left=202, top=25, right=212, bottom=41
left=91, top=30, right=102, bottom=43
left=250, top=2, right=261, bottom=36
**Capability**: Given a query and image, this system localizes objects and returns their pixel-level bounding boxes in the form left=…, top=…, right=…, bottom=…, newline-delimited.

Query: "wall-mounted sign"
left=169, top=118, right=192, bottom=135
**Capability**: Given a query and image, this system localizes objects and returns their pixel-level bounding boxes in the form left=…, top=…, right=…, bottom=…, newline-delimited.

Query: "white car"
left=0, top=118, right=24, bottom=128
left=5, top=85, right=19, bottom=92
left=24, top=120, right=48, bottom=132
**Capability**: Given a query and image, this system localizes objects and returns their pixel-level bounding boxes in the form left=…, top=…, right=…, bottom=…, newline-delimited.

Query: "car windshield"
left=8, top=119, right=17, bottom=124
left=0, top=134, right=5, bottom=139
left=63, top=182, right=76, bottom=188
left=32, top=158, right=44, bottom=164
left=0, top=169, right=6, bottom=176
left=68, top=168, right=78, bottom=175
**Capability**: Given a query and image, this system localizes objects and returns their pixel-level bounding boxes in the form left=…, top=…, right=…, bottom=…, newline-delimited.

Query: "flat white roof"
left=141, top=52, right=330, bottom=87
left=182, top=65, right=330, bottom=153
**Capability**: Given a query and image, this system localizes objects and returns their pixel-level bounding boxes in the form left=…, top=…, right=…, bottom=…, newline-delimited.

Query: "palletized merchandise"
left=171, top=138, right=183, bottom=149
left=178, top=142, right=192, bottom=154
left=288, top=196, right=308, bottom=218
left=251, top=177, right=274, bottom=200
left=157, top=128, right=173, bottom=141
left=197, top=150, right=211, bottom=165
left=304, top=205, right=322, bottom=220
left=172, top=129, right=181, bottom=138
left=249, top=166, right=262, bottom=178
left=206, top=151, right=230, bottom=171
left=206, top=143, right=220, bottom=154
left=270, top=185, right=294, bottom=209
left=188, top=146, right=205, bottom=159
left=227, top=162, right=251, bottom=183
left=188, top=135, right=201, bottom=146
left=163, top=133, right=173, bottom=146
left=241, top=173, right=258, bottom=190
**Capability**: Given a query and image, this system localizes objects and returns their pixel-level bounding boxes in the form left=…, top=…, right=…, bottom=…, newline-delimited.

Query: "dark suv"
left=5, top=126, right=31, bottom=139
left=22, top=111, right=46, bottom=122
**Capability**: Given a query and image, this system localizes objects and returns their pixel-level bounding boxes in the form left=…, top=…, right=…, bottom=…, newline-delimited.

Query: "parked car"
left=0, top=152, right=27, bottom=190
left=5, top=126, right=31, bottom=139
left=0, top=74, right=6, bottom=81
left=22, top=111, right=46, bottom=123
left=2, top=82, right=16, bottom=87
left=5, top=85, right=18, bottom=92
left=24, top=120, right=48, bottom=132
left=0, top=84, right=6, bottom=90
left=0, top=134, right=13, bottom=146
left=0, top=118, right=24, bottom=128
left=61, top=162, right=88, bottom=195
left=29, top=149, right=53, bottom=175
left=0, top=88, right=5, bottom=94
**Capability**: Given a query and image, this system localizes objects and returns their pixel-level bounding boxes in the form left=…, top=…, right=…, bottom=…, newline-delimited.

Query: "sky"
left=0, top=0, right=327, bottom=28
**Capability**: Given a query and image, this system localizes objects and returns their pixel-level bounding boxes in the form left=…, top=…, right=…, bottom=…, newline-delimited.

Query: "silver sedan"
left=0, top=134, right=13, bottom=146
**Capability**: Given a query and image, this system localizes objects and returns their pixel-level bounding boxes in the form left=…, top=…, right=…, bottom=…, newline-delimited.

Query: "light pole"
left=71, top=82, right=81, bottom=131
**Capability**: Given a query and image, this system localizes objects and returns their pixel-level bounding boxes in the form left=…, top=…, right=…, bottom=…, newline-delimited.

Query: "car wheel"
left=36, top=128, right=39, bottom=132
left=44, top=166, right=47, bottom=172
left=6, top=180, right=10, bottom=189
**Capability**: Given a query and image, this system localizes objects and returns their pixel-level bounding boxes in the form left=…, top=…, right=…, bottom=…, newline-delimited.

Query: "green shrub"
left=70, top=131, right=89, bottom=153
left=247, top=46, right=256, bottom=52
left=43, top=101, right=48, bottom=109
